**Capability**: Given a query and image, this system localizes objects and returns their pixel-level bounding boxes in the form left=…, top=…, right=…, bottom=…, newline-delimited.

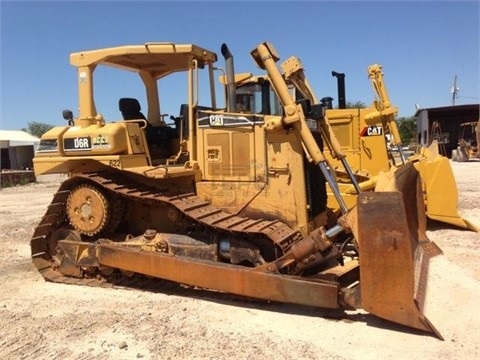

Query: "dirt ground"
left=0, top=161, right=479, bottom=360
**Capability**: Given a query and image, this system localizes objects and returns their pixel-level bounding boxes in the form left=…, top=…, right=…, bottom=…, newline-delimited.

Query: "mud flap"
left=411, top=144, right=479, bottom=232
left=355, top=163, right=444, bottom=339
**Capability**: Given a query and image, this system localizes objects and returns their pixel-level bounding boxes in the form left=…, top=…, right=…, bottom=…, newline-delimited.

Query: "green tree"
left=397, top=116, right=416, bottom=145
left=21, top=121, right=54, bottom=138
left=344, top=101, right=367, bottom=109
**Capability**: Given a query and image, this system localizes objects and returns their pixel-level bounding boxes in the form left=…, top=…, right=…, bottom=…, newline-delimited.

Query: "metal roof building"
left=414, top=104, right=479, bottom=158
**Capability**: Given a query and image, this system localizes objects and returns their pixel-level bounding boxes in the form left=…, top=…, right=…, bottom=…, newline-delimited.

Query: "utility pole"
left=451, top=75, right=459, bottom=105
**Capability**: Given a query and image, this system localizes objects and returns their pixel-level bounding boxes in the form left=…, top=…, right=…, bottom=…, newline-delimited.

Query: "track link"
left=30, top=171, right=303, bottom=288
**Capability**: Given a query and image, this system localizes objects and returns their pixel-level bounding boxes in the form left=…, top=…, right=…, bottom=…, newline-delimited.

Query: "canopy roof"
left=0, top=130, right=40, bottom=148
left=70, top=42, right=218, bottom=79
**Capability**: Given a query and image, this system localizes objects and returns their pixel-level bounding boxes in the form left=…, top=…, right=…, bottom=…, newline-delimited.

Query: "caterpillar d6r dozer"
left=32, top=41, right=443, bottom=339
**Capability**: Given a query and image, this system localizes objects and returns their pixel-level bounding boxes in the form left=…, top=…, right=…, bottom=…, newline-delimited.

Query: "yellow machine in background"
left=228, top=63, right=478, bottom=232
left=324, top=64, right=478, bottom=232
left=452, top=121, right=480, bottom=161
left=32, top=41, right=443, bottom=338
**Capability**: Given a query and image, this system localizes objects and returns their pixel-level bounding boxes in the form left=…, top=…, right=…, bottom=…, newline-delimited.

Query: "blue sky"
left=1, top=1, right=479, bottom=130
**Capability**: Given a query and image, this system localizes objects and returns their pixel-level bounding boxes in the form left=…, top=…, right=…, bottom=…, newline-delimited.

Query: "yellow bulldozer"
left=452, top=120, right=480, bottom=161
left=229, top=63, right=478, bottom=232
left=32, top=41, right=443, bottom=339
left=324, top=64, right=478, bottom=232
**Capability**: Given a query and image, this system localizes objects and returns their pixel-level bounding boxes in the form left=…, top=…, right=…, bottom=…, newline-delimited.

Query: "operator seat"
left=178, top=104, right=189, bottom=139
left=119, top=98, right=146, bottom=120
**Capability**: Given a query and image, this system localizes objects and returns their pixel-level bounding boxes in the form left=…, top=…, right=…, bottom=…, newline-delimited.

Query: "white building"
left=0, top=130, right=40, bottom=170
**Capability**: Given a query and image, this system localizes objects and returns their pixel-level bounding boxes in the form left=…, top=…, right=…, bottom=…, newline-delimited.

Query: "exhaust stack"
left=221, top=43, right=237, bottom=112
left=331, top=71, right=346, bottom=109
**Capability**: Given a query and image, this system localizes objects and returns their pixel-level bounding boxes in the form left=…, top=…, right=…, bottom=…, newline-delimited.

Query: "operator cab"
left=118, top=97, right=181, bottom=165
left=67, top=43, right=217, bottom=167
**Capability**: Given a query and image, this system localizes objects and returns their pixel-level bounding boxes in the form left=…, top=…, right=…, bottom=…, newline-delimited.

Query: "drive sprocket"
left=66, top=184, right=110, bottom=236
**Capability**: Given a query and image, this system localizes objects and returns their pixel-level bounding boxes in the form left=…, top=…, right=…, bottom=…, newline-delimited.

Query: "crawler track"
left=30, top=171, right=303, bottom=288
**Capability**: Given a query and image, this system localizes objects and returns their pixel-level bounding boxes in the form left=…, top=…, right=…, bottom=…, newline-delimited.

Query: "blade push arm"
left=250, top=42, right=325, bottom=164
left=250, top=42, right=361, bottom=209
left=367, top=64, right=406, bottom=162
left=250, top=42, right=348, bottom=163
left=281, top=55, right=346, bottom=161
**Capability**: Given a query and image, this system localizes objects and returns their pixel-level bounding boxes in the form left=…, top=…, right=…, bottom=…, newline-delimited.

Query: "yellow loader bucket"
left=409, top=142, right=479, bottom=232
left=353, top=163, right=444, bottom=339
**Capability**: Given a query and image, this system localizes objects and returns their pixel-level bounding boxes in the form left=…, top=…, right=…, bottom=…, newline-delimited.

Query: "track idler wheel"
left=67, top=184, right=111, bottom=236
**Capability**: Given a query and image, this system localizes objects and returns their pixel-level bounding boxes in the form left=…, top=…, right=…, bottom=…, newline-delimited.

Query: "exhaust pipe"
left=221, top=43, right=237, bottom=112
left=331, top=71, right=346, bottom=109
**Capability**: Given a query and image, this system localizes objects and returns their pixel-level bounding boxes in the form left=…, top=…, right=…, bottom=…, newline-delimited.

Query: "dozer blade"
left=354, top=163, right=444, bottom=339
left=410, top=143, right=479, bottom=232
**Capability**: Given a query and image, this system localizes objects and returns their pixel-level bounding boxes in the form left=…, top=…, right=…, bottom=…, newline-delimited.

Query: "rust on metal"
left=356, top=186, right=443, bottom=339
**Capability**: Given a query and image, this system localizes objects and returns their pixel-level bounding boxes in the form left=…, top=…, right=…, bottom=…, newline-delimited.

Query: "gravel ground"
left=0, top=162, right=479, bottom=360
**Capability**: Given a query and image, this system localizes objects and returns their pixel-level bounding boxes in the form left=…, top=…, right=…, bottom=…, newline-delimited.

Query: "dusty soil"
left=0, top=162, right=479, bottom=360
